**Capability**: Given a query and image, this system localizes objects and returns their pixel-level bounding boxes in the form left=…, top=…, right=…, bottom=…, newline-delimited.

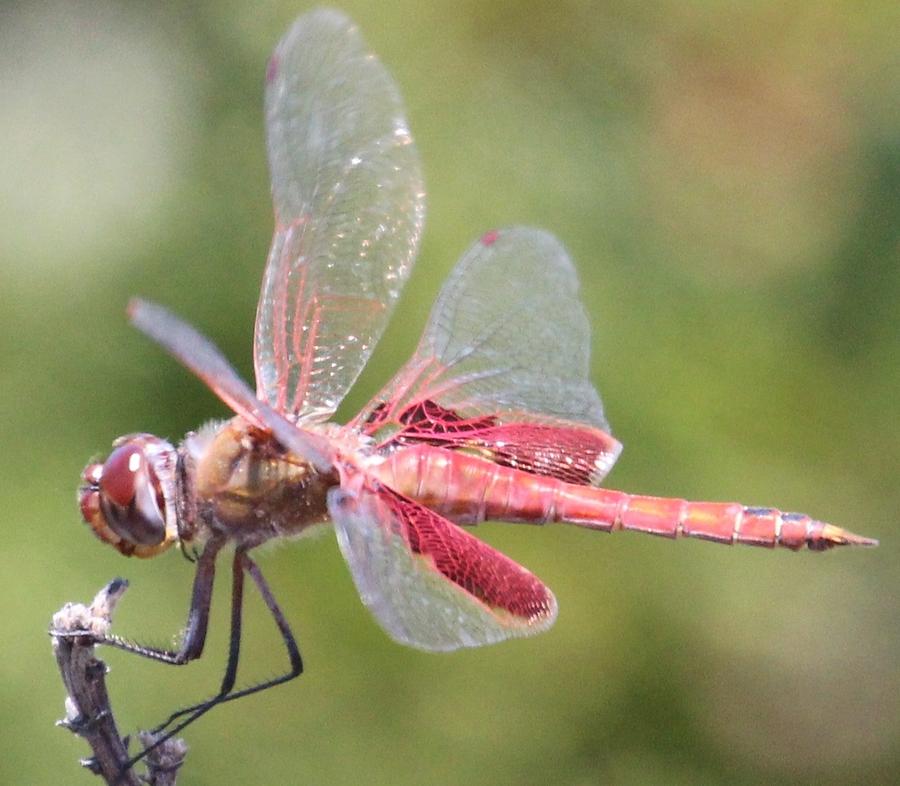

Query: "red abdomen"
left=374, top=444, right=876, bottom=551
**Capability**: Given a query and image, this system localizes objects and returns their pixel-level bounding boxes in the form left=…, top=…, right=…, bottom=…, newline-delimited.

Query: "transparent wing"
left=328, top=479, right=557, bottom=652
left=255, top=9, right=425, bottom=420
left=357, top=227, right=608, bottom=429
left=353, top=228, right=619, bottom=482
left=129, top=299, right=331, bottom=471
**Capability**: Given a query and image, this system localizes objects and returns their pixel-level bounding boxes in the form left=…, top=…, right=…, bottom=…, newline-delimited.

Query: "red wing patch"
left=367, top=398, right=621, bottom=485
left=329, top=477, right=558, bottom=650
left=380, top=486, right=554, bottom=623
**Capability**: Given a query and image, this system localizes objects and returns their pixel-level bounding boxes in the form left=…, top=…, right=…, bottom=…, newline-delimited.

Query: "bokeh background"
left=1, top=1, right=897, bottom=784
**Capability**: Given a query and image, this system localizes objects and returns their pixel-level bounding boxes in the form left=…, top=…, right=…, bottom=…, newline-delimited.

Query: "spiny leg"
left=149, top=548, right=247, bottom=735
left=49, top=538, right=223, bottom=780
left=86, top=538, right=224, bottom=665
left=123, top=548, right=250, bottom=772
left=133, top=551, right=304, bottom=770
left=218, top=552, right=304, bottom=703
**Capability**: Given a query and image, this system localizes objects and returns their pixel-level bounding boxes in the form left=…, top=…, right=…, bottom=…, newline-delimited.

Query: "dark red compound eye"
left=97, top=441, right=168, bottom=547
left=78, top=434, right=178, bottom=558
left=100, top=443, right=145, bottom=507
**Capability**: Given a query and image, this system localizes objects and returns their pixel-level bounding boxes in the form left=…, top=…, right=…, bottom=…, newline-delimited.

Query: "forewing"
left=328, top=480, right=557, bottom=651
left=129, top=299, right=331, bottom=471
left=354, top=227, right=620, bottom=484
left=255, top=9, right=425, bottom=420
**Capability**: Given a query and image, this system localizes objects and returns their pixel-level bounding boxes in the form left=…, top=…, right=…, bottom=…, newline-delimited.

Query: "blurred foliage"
left=1, top=1, right=897, bottom=784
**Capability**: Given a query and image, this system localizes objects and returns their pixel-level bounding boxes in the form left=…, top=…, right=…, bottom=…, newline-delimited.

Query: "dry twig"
left=51, top=579, right=188, bottom=785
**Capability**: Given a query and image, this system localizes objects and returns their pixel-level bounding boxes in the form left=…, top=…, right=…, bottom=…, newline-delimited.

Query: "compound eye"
left=100, top=444, right=144, bottom=506
left=99, top=443, right=167, bottom=546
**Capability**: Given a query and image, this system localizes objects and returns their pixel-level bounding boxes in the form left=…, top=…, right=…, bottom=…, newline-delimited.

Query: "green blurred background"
left=2, top=1, right=897, bottom=784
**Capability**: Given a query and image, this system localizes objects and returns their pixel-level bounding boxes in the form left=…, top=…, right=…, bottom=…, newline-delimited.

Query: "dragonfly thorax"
left=185, top=417, right=338, bottom=548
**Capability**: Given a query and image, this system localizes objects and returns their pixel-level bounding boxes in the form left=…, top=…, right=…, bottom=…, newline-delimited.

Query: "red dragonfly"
left=76, top=7, right=876, bottom=759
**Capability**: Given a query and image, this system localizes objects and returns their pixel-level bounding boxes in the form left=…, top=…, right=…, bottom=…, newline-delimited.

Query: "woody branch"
left=50, top=579, right=188, bottom=786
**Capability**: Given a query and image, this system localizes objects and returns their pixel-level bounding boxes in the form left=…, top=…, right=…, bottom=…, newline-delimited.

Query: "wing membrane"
left=255, top=9, right=425, bottom=420
left=354, top=228, right=620, bottom=483
left=328, top=479, right=557, bottom=651
left=129, top=299, right=331, bottom=470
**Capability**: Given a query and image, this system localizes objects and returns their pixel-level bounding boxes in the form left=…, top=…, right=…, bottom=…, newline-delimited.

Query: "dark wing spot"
left=266, top=54, right=280, bottom=84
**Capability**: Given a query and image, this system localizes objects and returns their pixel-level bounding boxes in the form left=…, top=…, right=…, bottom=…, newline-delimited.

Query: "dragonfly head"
left=79, top=434, right=179, bottom=558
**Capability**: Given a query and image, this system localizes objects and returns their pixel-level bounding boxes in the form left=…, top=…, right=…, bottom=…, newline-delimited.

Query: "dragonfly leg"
left=120, top=547, right=247, bottom=773
left=128, top=550, right=304, bottom=771
left=56, top=538, right=225, bottom=665
left=167, top=551, right=305, bottom=719
left=147, top=548, right=248, bottom=736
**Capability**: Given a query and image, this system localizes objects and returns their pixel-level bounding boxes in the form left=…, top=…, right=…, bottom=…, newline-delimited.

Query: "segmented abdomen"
left=374, top=444, right=875, bottom=551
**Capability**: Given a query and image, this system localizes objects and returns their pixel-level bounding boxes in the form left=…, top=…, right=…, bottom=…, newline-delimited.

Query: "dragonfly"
left=75, top=7, right=877, bottom=763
